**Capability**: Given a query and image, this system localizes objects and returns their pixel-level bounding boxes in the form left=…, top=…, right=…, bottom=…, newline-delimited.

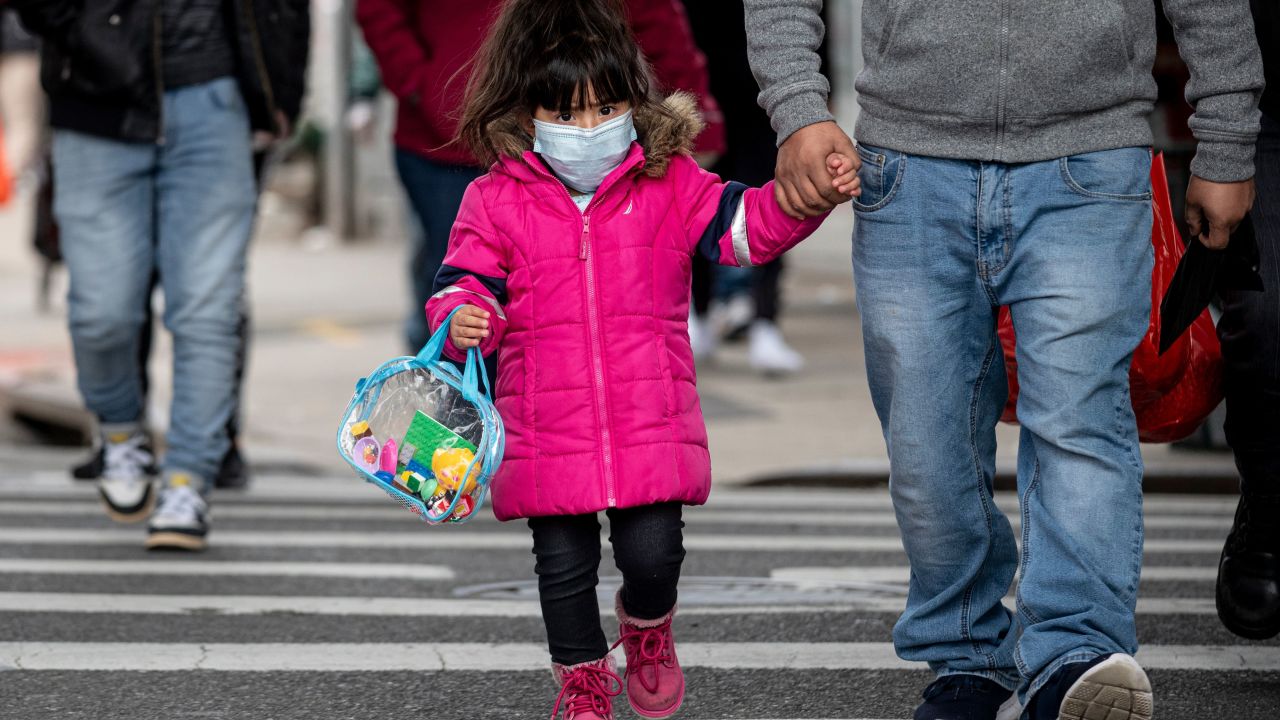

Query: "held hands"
left=449, top=305, right=491, bottom=349
left=1185, top=176, right=1256, bottom=250
left=774, top=121, right=860, bottom=220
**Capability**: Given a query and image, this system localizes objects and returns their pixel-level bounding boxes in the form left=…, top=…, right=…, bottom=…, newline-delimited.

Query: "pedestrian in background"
left=354, top=0, right=725, bottom=357
left=0, top=7, right=41, bottom=199
left=683, top=0, right=808, bottom=376
left=8, top=0, right=309, bottom=551
left=746, top=0, right=1262, bottom=719
left=1216, top=0, right=1280, bottom=642
left=429, top=1, right=841, bottom=717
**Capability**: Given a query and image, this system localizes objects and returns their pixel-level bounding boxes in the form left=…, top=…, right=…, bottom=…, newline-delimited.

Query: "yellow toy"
left=432, top=447, right=482, bottom=495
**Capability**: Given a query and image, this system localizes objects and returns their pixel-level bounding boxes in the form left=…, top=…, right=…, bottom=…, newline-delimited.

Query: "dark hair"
left=457, top=0, right=670, bottom=165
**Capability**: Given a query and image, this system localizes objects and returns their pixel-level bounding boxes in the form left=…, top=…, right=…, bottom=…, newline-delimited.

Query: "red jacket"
left=355, top=0, right=726, bottom=167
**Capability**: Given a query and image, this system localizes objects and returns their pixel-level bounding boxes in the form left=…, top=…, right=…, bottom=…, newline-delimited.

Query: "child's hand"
left=826, top=152, right=861, bottom=200
left=450, top=305, right=491, bottom=349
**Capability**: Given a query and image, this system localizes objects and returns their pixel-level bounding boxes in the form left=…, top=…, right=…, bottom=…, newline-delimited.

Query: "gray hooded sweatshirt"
left=745, top=0, right=1265, bottom=182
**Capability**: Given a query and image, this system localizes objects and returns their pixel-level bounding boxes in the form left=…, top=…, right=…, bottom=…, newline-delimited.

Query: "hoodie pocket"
left=1007, top=0, right=1141, bottom=120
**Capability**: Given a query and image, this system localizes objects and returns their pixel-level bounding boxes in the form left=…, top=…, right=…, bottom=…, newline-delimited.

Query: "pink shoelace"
left=550, top=662, right=622, bottom=720
left=612, top=618, right=674, bottom=694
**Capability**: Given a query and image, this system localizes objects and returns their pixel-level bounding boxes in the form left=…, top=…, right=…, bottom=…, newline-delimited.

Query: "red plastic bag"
left=999, top=153, right=1222, bottom=443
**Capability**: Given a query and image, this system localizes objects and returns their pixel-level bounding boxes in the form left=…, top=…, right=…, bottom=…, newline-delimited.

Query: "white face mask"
left=532, top=110, right=637, bottom=193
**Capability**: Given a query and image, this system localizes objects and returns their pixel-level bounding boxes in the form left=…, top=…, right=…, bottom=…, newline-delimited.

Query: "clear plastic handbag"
left=336, top=307, right=504, bottom=524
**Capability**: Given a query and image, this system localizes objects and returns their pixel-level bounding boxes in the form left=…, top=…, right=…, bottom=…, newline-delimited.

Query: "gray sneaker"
left=97, top=425, right=157, bottom=523
left=145, top=473, right=210, bottom=551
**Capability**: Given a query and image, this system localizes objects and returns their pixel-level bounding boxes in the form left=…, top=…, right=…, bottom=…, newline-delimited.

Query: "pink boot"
left=613, top=593, right=685, bottom=718
left=550, top=655, right=622, bottom=720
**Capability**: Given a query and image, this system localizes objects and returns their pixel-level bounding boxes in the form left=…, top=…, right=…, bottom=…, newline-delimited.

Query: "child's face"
left=532, top=85, right=631, bottom=130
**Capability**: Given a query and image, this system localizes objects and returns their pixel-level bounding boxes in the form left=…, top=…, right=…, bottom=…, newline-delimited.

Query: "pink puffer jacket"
left=427, top=95, right=827, bottom=521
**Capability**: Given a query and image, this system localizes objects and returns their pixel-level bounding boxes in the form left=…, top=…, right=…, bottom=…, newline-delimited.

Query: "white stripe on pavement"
left=772, top=566, right=1221, bottom=583
left=0, top=592, right=1223, bottom=617
left=0, top=501, right=1235, bottom=530
left=0, top=527, right=1231, bottom=553
left=0, top=558, right=454, bottom=580
left=0, top=477, right=1243, bottom=513
left=1, top=642, right=1276, bottom=672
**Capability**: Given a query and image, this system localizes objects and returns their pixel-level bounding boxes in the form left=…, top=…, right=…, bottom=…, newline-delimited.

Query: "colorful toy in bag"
left=336, top=307, right=504, bottom=524
left=999, top=153, right=1224, bottom=442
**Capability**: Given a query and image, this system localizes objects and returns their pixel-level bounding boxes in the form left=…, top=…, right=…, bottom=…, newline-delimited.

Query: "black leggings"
left=528, top=502, right=686, bottom=666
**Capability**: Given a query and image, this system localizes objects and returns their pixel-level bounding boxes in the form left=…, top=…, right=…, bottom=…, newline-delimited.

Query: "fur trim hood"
left=485, top=91, right=704, bottom=178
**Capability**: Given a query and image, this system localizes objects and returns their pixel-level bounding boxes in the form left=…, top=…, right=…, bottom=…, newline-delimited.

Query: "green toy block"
left=402, top=411, right=476, bottom=468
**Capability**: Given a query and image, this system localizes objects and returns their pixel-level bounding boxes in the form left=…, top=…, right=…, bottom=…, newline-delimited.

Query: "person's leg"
left=51, top=130, right=156, bottom=431
left=394, top=148, right=482, bottom=352
left=607, top=502, right=687, bottom=718
left=752, top=258, right=783, bottom=323
left=528, top=513, right=609, bottom=665
left=992, top=148, right=1153, bottom=710
left=1216, top=113, right=1280, bottom=640
left=52, top=130, right=160, bottom=519
left=748, top=257, right=804, bottom=374
left=852, top=147, right=1019, bottom=696
left=1221, top=114, right=1280, bottom=492
left=607, top=502, right=686, bottom=619
left=153, top=77, right=256, bottom=489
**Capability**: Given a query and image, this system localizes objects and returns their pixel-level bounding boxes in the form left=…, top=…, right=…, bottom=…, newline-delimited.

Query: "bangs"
left=527, top=38, right=645, bottom=114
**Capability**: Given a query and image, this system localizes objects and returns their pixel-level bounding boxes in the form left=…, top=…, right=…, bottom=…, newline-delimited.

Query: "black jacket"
left=9, top=0, right=308, bottom=143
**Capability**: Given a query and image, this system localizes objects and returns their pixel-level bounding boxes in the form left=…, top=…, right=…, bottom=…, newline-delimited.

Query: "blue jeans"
left=851, top=144, right=1153, bottom=701
left=53, top=78, right=257, bottom=487
left=393, top=148, right=482, bottom=352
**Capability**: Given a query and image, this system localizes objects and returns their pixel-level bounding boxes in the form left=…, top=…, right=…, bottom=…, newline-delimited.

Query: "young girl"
left=427, top=1, right=845, bottom=717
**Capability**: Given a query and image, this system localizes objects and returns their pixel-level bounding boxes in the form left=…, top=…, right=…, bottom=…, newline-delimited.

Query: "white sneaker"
left=715, top=294, right=755, bottom=340
left=748, top=321, right=804, bottom=376
left=97, top=425, right=157, bottom=523
left=145, top=473, right=210, bottom=551
left=689, top=311, right=718, bottom=362
left=1057, top=654, right=1153, bottom=720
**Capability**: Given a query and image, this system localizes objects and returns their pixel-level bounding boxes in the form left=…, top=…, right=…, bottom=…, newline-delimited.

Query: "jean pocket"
left=207, top=79, right=246, bottom=113
left=1059, top=147, right=1152, bottom=201
left=851, top=144, right=906, bottom=213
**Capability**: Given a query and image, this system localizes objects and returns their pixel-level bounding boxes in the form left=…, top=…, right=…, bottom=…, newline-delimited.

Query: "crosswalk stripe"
left=0, top=558, right=455, bottom=580
left=772, top=566, right=1221, bottom=583
left=0, top=501, right=1235, bottom=530
left=0, top=527, right=1230, bottom=553
left=0, top=477, right=1243, bottom=513
left=2, top=642, right=1275, bottom=672
left=0, top=592, right=1222, bottom=617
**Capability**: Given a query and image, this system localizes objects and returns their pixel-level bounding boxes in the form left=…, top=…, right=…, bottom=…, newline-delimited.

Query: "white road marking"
left=0, top=527, right=1231, bottom=553
left=0, top=477, right=1242, bottom=513
left=772, top=566, right=1221, bottom=583
left=0, top=558, right=454, bottom=580
left=1, top=642, right=1275, bottom=672
left=0, top=592, right=1223, bottom=617
left=0, top=501, right=1234, bottom=529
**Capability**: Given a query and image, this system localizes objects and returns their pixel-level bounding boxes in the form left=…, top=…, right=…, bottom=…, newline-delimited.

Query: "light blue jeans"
left=851, top=144, right=1153, bottom=701
left=53, top=78, right=257, bottom=487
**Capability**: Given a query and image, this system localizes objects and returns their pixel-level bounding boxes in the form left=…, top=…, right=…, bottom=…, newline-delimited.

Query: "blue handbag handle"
left=419, top=305, right=494, bottom=402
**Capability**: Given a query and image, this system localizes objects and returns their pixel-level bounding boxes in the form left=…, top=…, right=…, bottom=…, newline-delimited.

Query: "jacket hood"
left=486, top=91, right=705, bottom=178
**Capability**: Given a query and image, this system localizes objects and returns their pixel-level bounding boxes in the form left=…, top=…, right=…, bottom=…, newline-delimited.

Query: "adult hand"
left=1185, top=176, right=1255, bottom=250
left=449, top=305, right=491, bottom=349
left=775, top=121, right=858, bottom=220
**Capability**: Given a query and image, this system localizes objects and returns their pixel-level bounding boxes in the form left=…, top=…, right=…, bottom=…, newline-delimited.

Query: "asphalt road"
left=1, top=472, right=1277, bottom=720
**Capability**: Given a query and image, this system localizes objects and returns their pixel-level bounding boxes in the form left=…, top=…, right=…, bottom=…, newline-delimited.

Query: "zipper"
left=152, top=7, right=166, bottom=144
left=239, top=0, right=283, bottom=133
left=530, top=152, right=639, bottom=509
left=994, top=0, right=1010, bottom=158
left=579, top=210, right=617, bottom=507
